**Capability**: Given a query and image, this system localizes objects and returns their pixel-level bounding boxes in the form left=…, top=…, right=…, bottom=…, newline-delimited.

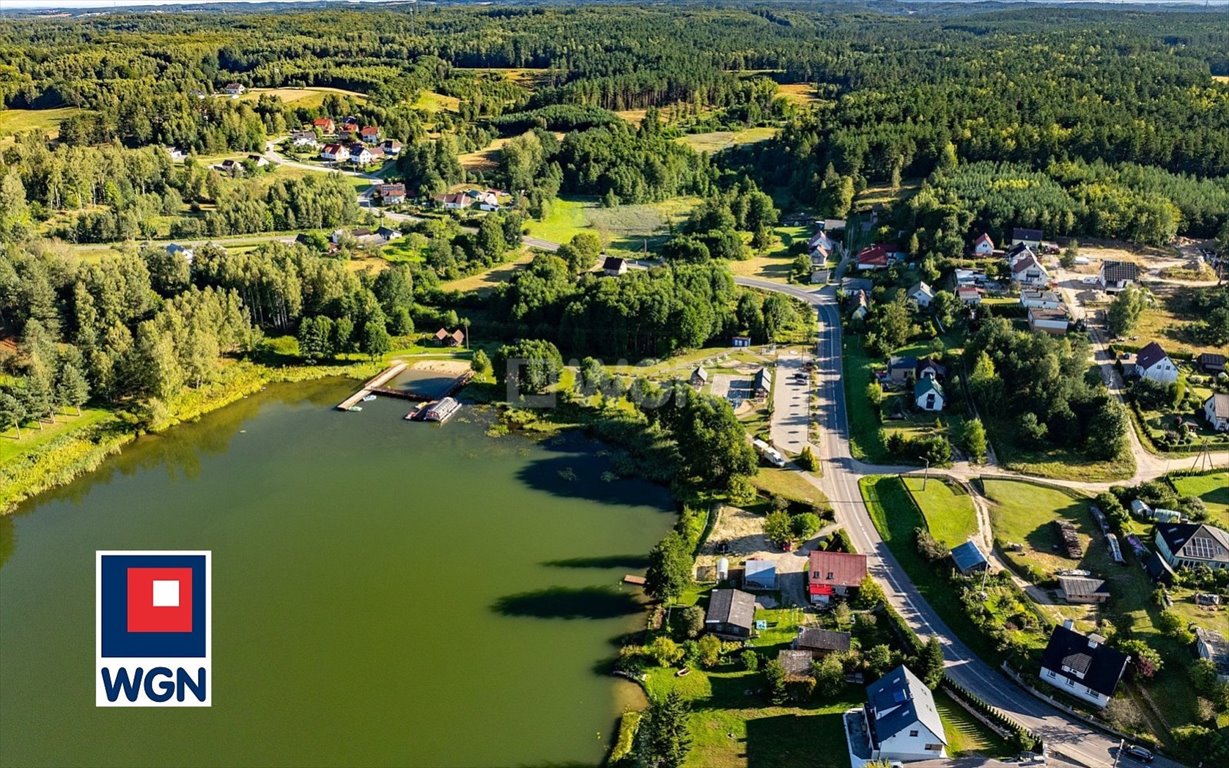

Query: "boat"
left=362, top=394, right=377, bottom=402
left=423, top=397, right=461, bottom=423
left=349, top=406, right=363, bottom=412
left=675, top=667, right=691, bottom=678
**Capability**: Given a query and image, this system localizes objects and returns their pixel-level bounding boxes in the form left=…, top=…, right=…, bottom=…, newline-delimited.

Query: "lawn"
left=458, top=137, right=510, bottom=172
left=676, top=127, right=779, bottom=154
left=1170, top=471, right=1229, bottom=525
left=750, top=468, right=829, bottom=508
left=0, top=407, right=113, bottom=466
left=727, top=225, right=810, bottom=280
left=903, top=476, right=978, bottom=547
left=525, top=195, right=701, bottom=253
left=525, top=197, right=594, bottom=244
left=0, top=106, right=84, bottom=146
left=859, top=475, right=1012, bottom=664
left=439, top=251, right=535, bottom=295
left=853, top=178, right=923, bottom=209
left=775, top=83, right=821, bottom=107
left=412, top=90, right=461, bottom=114
left=980, top=479, right=1093, bottom=581
left=934, top=689, right=1015, bottom=757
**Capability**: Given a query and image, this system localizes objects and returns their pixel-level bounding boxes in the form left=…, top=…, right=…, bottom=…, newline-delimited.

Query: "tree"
left=962, top=418, right=987, bottom=462
left=797, top=445, right=819, bottom=471
left=647, top=636, right=685, bottom=666
left=915, top=637, right=945, bottom=689
left=495, top=339, right=564, bottom=396
left=1060, top=240, right=1079, bottom=269
left=865, top=644, right=894, bottom=678
left=791, top=512, right=822, bottom=540
left=57, top=363, right=90, bottom=416
left=1118, top=638, right=1163, bottom=679
left=1085, top=397, right=1128, bottom=460
left=764, top=510, right=793, bottom=548
left=813, top=653, right=845, bottom=698
left=855, top=574, right=885, bottom=608
left=764, top=659, right=788, bottom=704
left=634, top=690, right=692, bottom=768
left=361, top=320, right=391, bottom=360
left=680, top=605, right=705, bottom=639
left=866, top=381, right=884, bottom=415
left=740, top=649, right=760, bottom=672
left=0, top=391, right=26, bottom=438
left=471, top=349, right=492, bottom=379
left=1107, top=285, right=1147, bottom=337
left=645, top=531, right=692, bottom=601
left=696, top=634, right=722, bottom=669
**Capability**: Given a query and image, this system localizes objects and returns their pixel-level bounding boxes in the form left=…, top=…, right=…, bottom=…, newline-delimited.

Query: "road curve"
left=732, top=275, right=1179, bottom=768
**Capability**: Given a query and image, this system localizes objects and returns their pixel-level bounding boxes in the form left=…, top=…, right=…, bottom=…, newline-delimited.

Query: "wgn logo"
left=96, top=551, right=211, bottom=707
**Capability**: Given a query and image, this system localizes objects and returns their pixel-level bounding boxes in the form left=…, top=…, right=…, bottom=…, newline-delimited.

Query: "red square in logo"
left=127, top=568, right=193, bottom=633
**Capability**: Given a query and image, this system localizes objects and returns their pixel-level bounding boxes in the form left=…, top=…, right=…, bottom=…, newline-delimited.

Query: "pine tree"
left=0, top=391, right=26, bottom=438
left=634, top=690, right=692, bottom=768
left=58, top=363, right=90, bottom=416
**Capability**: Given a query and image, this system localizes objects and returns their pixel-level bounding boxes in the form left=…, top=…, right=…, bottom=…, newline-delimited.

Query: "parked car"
left=1123, top=745, right=1153, bottom=763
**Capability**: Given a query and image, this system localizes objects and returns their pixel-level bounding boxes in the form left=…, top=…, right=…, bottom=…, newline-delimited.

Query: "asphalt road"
left=732, top=276, right=1178, bottom=768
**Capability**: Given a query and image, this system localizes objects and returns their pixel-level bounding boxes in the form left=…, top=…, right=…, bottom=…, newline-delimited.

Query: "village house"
left=1155, top=523, right=1229, bottom=571
left=704, top=588, right=756, bottom=640
left=360, top=125, right=381, bottom=144
left=167, top=147, right=187, bottom=162
left=436, top=192, right=472, bottom=210
left=218, top=159, right=243, bottom=174
left=1028, top=307, right=1069, bottom=335
left=382, top=139, right=403, bottom=156
left=475, top=190, right=501, bottom=211
left=908, top=281, right=934, bottom=308
left=312, top=117, right=336, bottom=134
left=855, top=244, right=890, bottom=271
left=291, top=130, right=318, bottom=147
left=375, top=226, right=402, bottom=243
left=1039, top=622, right=1129, bottom=708
left=1059, top=576, right=1110, bottom=604
left=1204, top=392, right=1229, bottom=432
left=1007, top=245, right=1050, bottom=286
left=957, top=286, right=982, bottom=305
left=850, top=289, right=871, bottom=320
left=915, top=358, right=945, bottom=381
left=793, top=628, right=852, bottom=658
left=859, top=665, right=948, bottom=762
left=320, top=143, right=348, bottom=162
left=1195, top=628, right=1229, bottom=681
left=223, top=82, right=246, bottom=97
left=810, top=230, right=837, bottom=255
left=1198, top=352, right=1226, bottom=375
left=743, top=559, right=777, bottom=591
left=1010, top=227, right=1043, bottom=250
left=886, top=355, right=918, bottom=385
left=949, top=540, right=988, bottom=575
left=377, top=183, right=407, bottom=205
left=247, top=154, right=268, bottom=167
left=341, top=117, right=360, bottom=134
left=731, top=335, right=752, bottom=348
left=914, top=378, right=944, bottom=412
left=811, top=268, right=830, bottom=285
left=753, top=368, right=772, bottom=400
left=1134, top=341, right=1179, bottom=385
left=1019, top=289, right=1064, bottom=310
left=602, top=256, right=628, bottom=277
left=690, top=366, right=708, bottom=389
left=972, top=232, right=995, bottom=257
left=808, top=550, right=867, bottom=605
left=347, top=144, right=373, bottom=165
left=1098, top=260, right=1140, bottom=293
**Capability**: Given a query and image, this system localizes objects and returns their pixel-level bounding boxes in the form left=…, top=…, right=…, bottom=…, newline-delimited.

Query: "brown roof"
left=434, top=328, right=449, bottom=340
left=795, top=628, right=852, bottom=653
left=1136, top=341, right=1169, bottom=371
left=777, top=650, right=813, bottom=676
left=808, top=551, right=867, bottom=588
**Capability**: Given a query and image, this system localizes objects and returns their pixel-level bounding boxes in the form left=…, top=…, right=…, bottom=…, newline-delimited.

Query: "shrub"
left=740, top=649, right=760, bottom=672
left=679, top=605, right=705, bottom=640
left=791, top=512, right=822, bottom=540
left=915, top=527, right=950, bottom=562
left=648, top=636, right=685, bottom=666
left=696, top=634, right=722, bottom=669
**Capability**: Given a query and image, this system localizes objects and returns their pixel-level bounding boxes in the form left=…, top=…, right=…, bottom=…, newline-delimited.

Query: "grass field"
left=904, top=476, right=978, bottom=547
left=676, top=127, right=779, bottom=154
left=413, top=90, right=461, bottom=114
left=524, top=195, right=699, bottom=252
left=775, top=83, right=821, bottom=107
left=0, top=408, right=112, bottom=465
left=980, top=479, right=1092, bottom=580
left=934, top=689, right=1015, bottom=757
left=750, top=467, right=828, bottom=507
left=238, top=86, right=365, bottom=108
left=439, top=252, right=535, bottom=295
left=458, top=137, right=510, bottom=171
left=853, top=178, right=923, bottom=209
left=0, top=107, right=84, bottom=146
left=1170, top=471, right=1229, bottom=526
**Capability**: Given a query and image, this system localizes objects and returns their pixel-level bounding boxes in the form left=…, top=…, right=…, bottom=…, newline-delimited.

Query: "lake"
left=0, top=379, right=674, bottom=767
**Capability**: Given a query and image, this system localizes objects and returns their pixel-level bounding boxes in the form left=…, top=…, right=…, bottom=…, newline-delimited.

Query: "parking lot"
left=770, top=351, right=812, bottom=454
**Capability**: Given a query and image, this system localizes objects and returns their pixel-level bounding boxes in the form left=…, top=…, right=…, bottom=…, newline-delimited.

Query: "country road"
left=732, top=275, right=1185, bottom=768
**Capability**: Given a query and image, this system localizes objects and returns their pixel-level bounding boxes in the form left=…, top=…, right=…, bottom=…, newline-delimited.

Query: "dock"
left=622, top=575, right=646, bottom=586
left=335, top=363, right=408, bottom=411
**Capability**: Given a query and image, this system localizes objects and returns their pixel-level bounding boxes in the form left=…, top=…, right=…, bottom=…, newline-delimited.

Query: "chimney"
left=1088, top=633, right=1104, bottom=649
left=1062, top=619, right=1074, bottom=630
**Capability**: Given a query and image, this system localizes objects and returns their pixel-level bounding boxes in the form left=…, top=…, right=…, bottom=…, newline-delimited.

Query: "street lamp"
left=918, top=456, right=930, bottom=490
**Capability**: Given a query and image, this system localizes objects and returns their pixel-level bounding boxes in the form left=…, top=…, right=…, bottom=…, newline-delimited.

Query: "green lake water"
left=0, top=379, right=674, bottom=767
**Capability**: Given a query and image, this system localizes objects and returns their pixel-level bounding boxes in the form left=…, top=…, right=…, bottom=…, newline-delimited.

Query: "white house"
left=1134, top=341, right=1179, bottom=385
left=1011, top=227, right=1043, bottom=250
left=1155, top=523, right=1229, bottom=571
left=1039, top=622, right=1129, bottom=708
left=908, top=281, right=934, bottom=308
left=1204, top=392, right=1229, bottom=432
left=166, top=243, right=195, bottom=263
left=347, top=145, right=373, bottom=165
left=862, top=666, right=947, bottom=761
left=1008, top=246, right=1050, bottom=286
left=914, top=378, right=944, bottom=412
left=1195, top=628, right=1229, bottom=681
left=1019, top=289, right=1063, bottom=310
left=1099, top=260, right=1140, bottom=293
left=972, top=232, right=995, bottom=256
left=320, top=143, right=348, bottom=162
left=167, top=147, right=187, bottom=163
left=1027, top=307, right=1068, bottom=335
left=956, top=286, right=982, bottom=305
left=810, top=230, right=837, bottom=255
left=290, top=131, right=318, bottom=148
left=223, top=82, right=246, bottom=97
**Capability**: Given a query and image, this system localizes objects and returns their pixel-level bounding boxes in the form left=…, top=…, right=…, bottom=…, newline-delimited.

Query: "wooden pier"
left=335, top=363, right=408, bottom=411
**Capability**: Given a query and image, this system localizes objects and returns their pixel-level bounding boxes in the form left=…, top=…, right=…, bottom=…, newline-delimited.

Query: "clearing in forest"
left=676, top=127, right=779, bottom=154
left=238, top=87, right=366, bottom=108
left=0, top=107, right=84, bottom=146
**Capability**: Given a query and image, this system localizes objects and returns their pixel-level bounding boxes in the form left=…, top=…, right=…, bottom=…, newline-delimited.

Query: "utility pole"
left=918, top=457, right=931, bottom=490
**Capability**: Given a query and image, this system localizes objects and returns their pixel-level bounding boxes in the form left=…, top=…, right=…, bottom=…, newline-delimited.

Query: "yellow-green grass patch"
left=458, top=137, right=511, bottom=172
left=440, top=251, right=535, bottom=295
left=1170, top=471, right=1229, bottom=525
left=0, top=107, right=85, bottom=146
left=413, top=90, right=461, bottom=114
left=676, top=127, right=779, bottom=154
left=238, top=86, right=366, bottom=108
left=903, top=476, right=978, bottom=548
left=776, top=83, right=821, bottom=106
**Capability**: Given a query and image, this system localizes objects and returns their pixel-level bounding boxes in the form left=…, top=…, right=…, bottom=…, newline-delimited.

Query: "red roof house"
left=312, top=117, right=335, bottom=134
left=855, top=245, right=890, bottom=270
left=807, top=551, right=867, bottom=604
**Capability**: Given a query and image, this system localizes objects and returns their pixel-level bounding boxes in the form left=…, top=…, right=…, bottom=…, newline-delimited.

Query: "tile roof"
left=1040, top=624, right=1128, bottom=698
left=808, top=551, right=867, bottom=589
left=795, top=628, right=852, bottom=653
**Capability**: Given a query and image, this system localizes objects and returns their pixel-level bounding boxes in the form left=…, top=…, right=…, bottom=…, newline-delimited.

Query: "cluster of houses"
left=326, top=226, right=402, bottom=250
left=433, top=189, right=503, bottom=212
left=807, top=220, right=845, bottom=283
left=1125, top=341, right=1229, bottom=432
left=876, top=355, right=948, bottom=413
left=301, top=117, right=401, bottom=166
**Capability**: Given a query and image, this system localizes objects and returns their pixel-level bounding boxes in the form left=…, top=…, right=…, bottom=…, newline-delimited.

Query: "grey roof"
left=914, top=377, right=944, bottom=400
left=1135, top=341, right=1170, bottom=371
left=950, top=540, right=988, bottom=573
left=866, top=665, right=946, bottom=746
left=778, top=650, right=814, bottom=676
left=1059, top=576, right=1110, bottom=598
left=795, top=628, right=852, bottom=653
left=1013, top=227, right=1043, bottom=241
left=1195, top=628, right=1229, bottom=675
left=1199, top=353, right=1226, bottom=370
left=1205, top=393, right=1229, bottom=419
left=889, top=355, right=918, bottom=372
left=754, top=368, right=772, bottom=390
left=1156, top=523, right=1229, bottom=565
left=602, top=256, right=626, bottom=271
left=1040, top=625, right=1128, bottom=698
left=1142, top=549, right=1175, bottom=584
left=916, top=358, right=946, bottom=379
left=706, top=588, right=756, bottom=630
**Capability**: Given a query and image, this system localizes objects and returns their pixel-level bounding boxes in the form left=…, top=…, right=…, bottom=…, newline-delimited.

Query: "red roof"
left=312, top=118, right=334, bottom=130
left=807, top=584, right=835, bottom=596
left=808, top=551, right=867, bottom=589
left=856, top=245, right=889, bottom=267
left=360, top=126, right=379, bottom=137
left=974, top=233, right=993, bottom=246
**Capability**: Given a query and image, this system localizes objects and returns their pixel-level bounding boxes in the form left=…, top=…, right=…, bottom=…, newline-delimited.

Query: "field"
left=903, top=476, right=978, bottom=548
left=524, top=195, right=699, bottom=252
left=237, top=86, right=366, bottom=108
left=439, top=252, right=535, bottom=295
left=1170, top=471, right=1229, bottom=526
left=0, top=106, right=84, bottom=146
left=726, top=225, right=809, bottom=280
left=0, top=407, right=112, bottom=465
left=749, top=467, right=828, bottom=507
left=458, top=137, right=510, bottom=171
left=775, top=83, right=821, bottom=107
left=413, top=90, right=461, bottom=114
left=676, top=127, right=779, bottom=154
left=852, top=178, right=923, bottom=209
